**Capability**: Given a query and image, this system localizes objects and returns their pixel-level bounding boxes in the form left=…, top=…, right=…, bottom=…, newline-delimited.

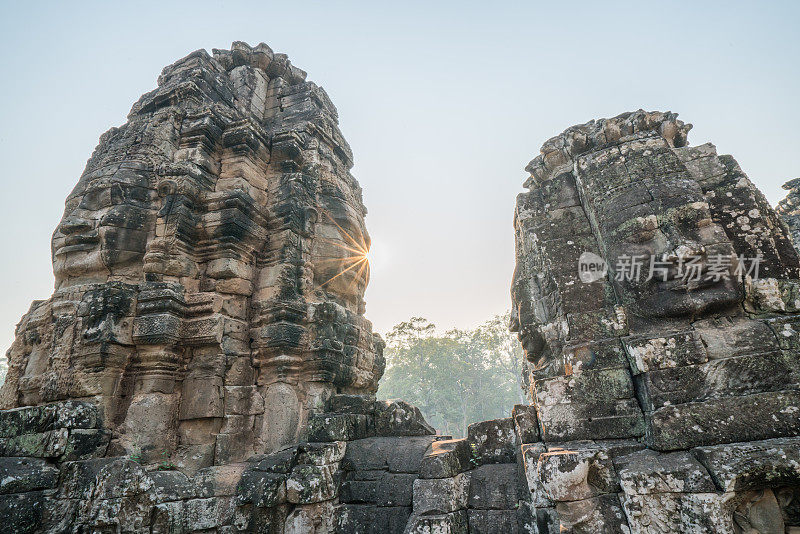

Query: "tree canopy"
left=377, top=313, right=525, bottom=437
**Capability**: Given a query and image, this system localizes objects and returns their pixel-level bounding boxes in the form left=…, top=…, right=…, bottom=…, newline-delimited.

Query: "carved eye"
left=79, top=188, right=108, bottom=211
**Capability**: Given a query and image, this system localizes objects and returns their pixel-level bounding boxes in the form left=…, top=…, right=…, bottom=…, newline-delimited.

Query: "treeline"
left=376, top=313, right=526, bottom=438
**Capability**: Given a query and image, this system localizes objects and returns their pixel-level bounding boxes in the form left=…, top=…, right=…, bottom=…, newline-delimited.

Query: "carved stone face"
left=312, top=195, right=370, bottom=306
left=52, top=166, right=156, bottom=286
left=732, top=487, right=800, bottom=534
left=580, top=141, right=743, bottom=319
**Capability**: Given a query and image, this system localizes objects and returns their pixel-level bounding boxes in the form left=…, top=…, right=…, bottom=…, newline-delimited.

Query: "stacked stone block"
left=511, top=110, right=800, bottom=533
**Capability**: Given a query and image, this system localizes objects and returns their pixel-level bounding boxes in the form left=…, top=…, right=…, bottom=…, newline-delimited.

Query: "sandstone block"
left=374, top=400, right=435, bottom=437
left=419, top=438, right=470, bottom=479
left=511, top=404, right=540, bottom=444
left=308, top=413, right=373, bottom=442
left=466, top=418, right=517, bottom=465
left=286, top=463, right=339, bottom=504
left=412, top=472, right=470, bottom=514
left=0, top=457, right=59, bottom=494
left=467, top=464, right=519, bottom=509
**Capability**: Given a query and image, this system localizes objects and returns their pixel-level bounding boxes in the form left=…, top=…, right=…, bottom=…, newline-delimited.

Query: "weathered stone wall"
left=511, top=110, right=800, bottom=533
left=0, top=396, right=441, bottom=533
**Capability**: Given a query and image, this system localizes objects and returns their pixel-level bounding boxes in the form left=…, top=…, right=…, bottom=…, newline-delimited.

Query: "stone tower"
left=511, top=110, right=800, bottom=532
left=0, top=42, right=385, bottom=470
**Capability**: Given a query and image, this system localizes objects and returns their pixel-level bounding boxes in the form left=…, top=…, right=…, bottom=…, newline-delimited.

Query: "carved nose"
left=59, top=214, right=93, bottom=235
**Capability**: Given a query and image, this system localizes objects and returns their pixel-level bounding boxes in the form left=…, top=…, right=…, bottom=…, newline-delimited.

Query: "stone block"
left=335, top=504, right=410, bottom=534
left=511, top=404, right=540, bottom=444
left=0, top=401, right=98, bottom=438
left=286, top=463, right=339, bottom=504
left=0, top=428, right=69, bottom=458
left=554, top=494, right=629, bottom=533
left=327, top=394, right=376, bottom=415
left=387, top=436, right=438, bottom=473
left=0, top=457, right=59, bottom=494
left=374, top=400, right=435, bottom=437
left=521, top=443, right=550, bottom=507
left=151, top=501, right=185, bottom=534
left=297, top=441, right=346, bottom=465
left=57, top=458, right=117, bottom=500
left=149, top=469, right=196, bottom=501
left=341, top=472, right=416, bottom=506
left=236, top=468, right=287, bottom=507
left=179, top=378, right=224, bottom=420
left=0, top=490, right=45, bottom=534
left=308, top=413, right=373, bottom=442
left=535, top=368, right=645, bottom=441
left=646, top=391, right=800, bottom=451
left=62, top=428, right=111, bottom=460
left=693, top=437, right=800, bottom=492
left=536, top=444, right=618, bottom=502
left=467, top=509, right=522, bottom=534
left=194, top=463, right=246, bottom=497
left=285, top=501, right=336, bottom=534
left=248, top=447, right=298, bottom=473
left=636, top=352, right=795, bottom=411
left=614, top=449, right=716, bottom=495
left=406, top=509, right=468, bottom=534
left=412, top=472, right=470, bottom=514
left=467, top=418, right=517, bottom=465
left=622, top=330, right=707, bottom=374
left=183, top=496, right=234, bottom=531
left=419, top=438, right=470, bottom=478
left=537, top=400, right=645, bottom=442
left=224, top=386, right=265, bottom=415
left=468, top=464, right=519, bottom=509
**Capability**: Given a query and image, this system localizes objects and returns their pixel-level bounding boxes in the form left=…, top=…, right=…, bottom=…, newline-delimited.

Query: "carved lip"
left=661, top=273, right=720, bottom=291
left=56, top=232, right=100, bottom=255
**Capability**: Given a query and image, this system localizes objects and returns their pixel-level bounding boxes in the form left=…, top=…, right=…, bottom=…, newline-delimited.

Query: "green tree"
left=377, top=313, right=525, bottom=437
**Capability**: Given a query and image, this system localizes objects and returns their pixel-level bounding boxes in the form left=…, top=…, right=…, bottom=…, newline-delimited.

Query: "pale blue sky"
left=0, top=1, right=799, bottom=352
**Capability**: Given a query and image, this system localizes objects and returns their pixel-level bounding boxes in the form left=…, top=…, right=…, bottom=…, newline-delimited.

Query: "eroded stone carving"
left=511, top=110, right=800, bottom=533
left=0, top=43, right=444, bottom=534
left=1, top=41, right=384, bottom=468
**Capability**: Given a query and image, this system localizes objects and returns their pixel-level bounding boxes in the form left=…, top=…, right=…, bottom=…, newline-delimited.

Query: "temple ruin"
left=0, top=44, right=799, bottom=534
left=511, top=110, right=800, bottom=533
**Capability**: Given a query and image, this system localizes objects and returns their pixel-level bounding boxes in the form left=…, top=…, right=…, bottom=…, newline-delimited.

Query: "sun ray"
left=320, top=209, right=360, bottom=245
left=315, top=207, right=372, bottom=291
left=319, top=208, right=369, bottom=252
left=344, top=256, right=370, bottom=294
left=320, top=256, right=368, bottom=287
left=315, top=254, right=370, bottom=264
left=317, top=239, right=368, bottom=256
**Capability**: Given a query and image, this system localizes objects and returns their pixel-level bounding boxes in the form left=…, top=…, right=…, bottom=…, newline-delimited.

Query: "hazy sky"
left=0, top=1, right=799, bottom=352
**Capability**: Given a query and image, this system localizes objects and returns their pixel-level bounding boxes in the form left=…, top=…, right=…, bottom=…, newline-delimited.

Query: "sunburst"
left=317, top=208, right=370, bottom=293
